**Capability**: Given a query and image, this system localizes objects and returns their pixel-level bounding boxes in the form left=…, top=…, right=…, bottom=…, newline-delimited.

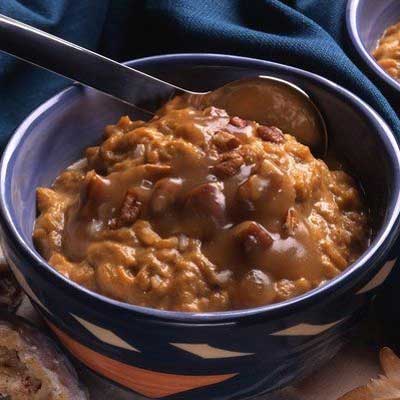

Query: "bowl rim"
left=346, top=0, right=400, bottom=93
left=1, top=53, right=400, bottom=324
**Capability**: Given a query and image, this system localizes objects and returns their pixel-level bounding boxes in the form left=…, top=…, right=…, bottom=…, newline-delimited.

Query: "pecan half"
left=283, top=207, right=299, bottom=237
left=233, top=221, right=273, bottom=253
left=212, top=130, right=241, bottom=152
left=213, top=152, right=244, bottom=178
left=116, top=189, right=142, bottom=227
left=257, top=125, right=284, bottom=143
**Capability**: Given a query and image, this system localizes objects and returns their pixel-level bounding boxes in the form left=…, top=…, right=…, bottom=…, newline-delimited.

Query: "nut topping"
left=116, top=189, right=142, bottom=227
left=283, top=207, right=299, bottom=237
left=213, top=152, right=244, bottom=178
left=257, top=125, right=284, bottom=143
left=233, top=221, right=273, bottom=253
left=212, top=130, right=241, bottom=152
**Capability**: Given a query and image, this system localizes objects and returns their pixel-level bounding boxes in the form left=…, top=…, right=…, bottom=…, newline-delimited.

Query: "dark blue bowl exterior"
left=347, top=0, right=400, bottom=107
left=1, top=54, right=400, bottom=400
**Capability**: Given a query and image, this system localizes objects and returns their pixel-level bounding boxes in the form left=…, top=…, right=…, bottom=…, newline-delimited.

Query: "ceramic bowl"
left=1, top=54, right=400, bottom=400
left=347, top=0, right=400, bottom=103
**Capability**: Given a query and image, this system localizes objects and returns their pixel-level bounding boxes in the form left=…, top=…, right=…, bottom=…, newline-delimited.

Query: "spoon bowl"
left=194, top=76, right=328, bottom=156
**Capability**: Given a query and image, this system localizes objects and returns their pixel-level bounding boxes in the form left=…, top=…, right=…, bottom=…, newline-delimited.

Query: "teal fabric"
left=0, top=0, right=399, bottom=150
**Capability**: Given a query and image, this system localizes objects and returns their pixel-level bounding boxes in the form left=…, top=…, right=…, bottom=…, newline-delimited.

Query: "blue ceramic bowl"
left=1, top=54, right=400, bottom=400
left=346, top=0, right=400, bottom=99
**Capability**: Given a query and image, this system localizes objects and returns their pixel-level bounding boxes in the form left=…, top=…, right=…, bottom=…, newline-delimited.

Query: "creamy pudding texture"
left=33, top=96, right=370, bottom=312
left=373, top=22, right=400, bottom=81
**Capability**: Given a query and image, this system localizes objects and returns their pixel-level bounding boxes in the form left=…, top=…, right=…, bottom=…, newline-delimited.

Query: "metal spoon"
left=0, top=14, right=327, bottom=156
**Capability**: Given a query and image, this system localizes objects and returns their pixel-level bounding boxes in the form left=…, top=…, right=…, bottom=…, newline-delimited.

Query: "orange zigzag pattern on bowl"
left=48, top=321, right=237, bottom=398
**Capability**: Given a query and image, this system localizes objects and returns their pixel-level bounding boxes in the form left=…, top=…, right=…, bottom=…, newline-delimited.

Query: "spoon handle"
left=0, top=14, right=186, bottom=112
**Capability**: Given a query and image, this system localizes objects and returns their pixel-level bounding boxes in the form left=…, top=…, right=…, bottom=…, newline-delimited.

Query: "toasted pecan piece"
left=212, top=130, right=241, bottom=152
left=233, top=221, right=273, bottom=254
left=116, top=189, right=142, bottom=227
left=257, top=125, right=284, bottom=143
left=213, top=152, right=244, bottom=178
left=283, top=207, right=300, bottom=237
